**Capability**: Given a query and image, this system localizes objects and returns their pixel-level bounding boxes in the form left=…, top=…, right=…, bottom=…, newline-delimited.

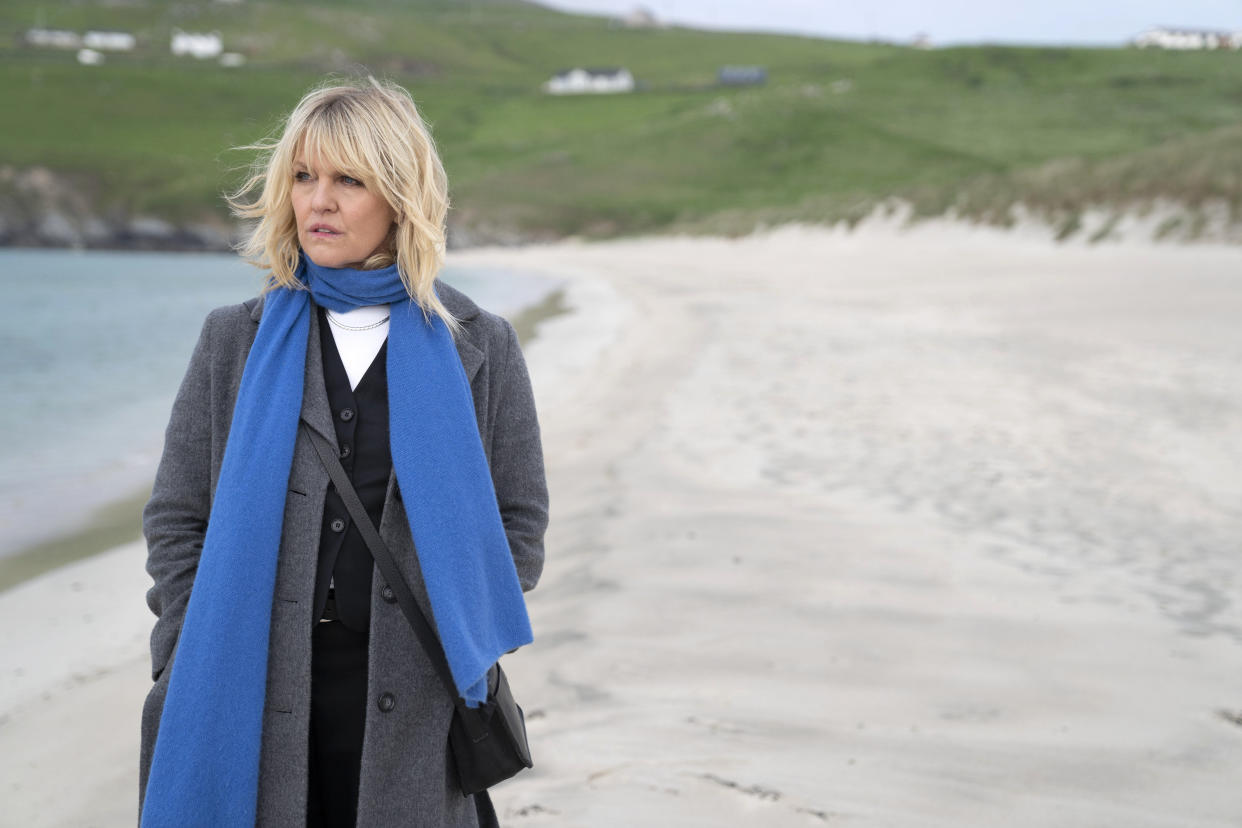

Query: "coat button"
left=339, top=408, right=355, bottom=422
left=339, top=444, right=351, bottom=459
left=381, top=585, right=396, bottom=603
left=377, top=692, right=396, bottom=713
left=330, top=517, right=346, bottom=533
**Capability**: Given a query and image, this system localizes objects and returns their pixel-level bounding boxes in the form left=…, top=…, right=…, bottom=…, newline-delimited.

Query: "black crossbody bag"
left=302, top=422, right=534, bottom=795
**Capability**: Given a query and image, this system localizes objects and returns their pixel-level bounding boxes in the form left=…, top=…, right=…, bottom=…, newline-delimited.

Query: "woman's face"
left=291, top=151, right=396, bottom=269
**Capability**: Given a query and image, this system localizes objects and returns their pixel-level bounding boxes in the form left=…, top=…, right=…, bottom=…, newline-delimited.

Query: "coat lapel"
left=455, top=334, right=484, bottom=385
left=250, top=293, right=337, bottom=447
left=298, top=306, right=338, bottom=448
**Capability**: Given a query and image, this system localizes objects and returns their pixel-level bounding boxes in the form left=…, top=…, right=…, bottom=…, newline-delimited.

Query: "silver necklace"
left=326, top=310, right=390, bottom=332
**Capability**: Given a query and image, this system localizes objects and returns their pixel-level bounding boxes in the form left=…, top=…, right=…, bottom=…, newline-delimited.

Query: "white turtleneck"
left=323, top=305, right=390, bottom=390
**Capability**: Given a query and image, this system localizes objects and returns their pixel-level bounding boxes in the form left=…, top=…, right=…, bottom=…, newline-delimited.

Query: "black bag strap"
left=300, top=421, right=478, bottom=721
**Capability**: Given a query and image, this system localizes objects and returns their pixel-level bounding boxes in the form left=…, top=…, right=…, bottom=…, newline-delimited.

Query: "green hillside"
left=3, top=0, right=1242, bottom=244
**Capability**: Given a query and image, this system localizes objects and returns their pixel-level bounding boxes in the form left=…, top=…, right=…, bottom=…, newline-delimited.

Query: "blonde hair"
left=228, top=75, right=456, bottom=329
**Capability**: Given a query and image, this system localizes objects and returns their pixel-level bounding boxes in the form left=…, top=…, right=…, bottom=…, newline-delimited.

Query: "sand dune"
left=3, top=224, right=1240, bottom=826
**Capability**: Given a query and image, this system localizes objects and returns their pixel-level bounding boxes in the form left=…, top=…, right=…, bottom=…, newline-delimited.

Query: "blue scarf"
left=141, top=256, right=533, bottom=827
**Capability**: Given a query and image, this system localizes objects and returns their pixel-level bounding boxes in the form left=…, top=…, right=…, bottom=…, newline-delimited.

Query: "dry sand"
left=3, top=223, right=1241, bottom=826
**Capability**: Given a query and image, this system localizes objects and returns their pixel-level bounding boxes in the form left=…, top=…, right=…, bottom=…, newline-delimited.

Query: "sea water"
left=0, top=248, right=558, bottom=559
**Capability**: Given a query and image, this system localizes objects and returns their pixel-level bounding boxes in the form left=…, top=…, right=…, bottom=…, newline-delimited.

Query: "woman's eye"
left=341, top=175, right=361, bottom=186
left=293, top=171, right=311, bottom=182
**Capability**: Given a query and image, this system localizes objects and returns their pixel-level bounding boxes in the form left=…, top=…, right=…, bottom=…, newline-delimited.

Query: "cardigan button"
left=381, top=585, right=397, bottom=603
left=377, top=692, right=396, bottom=713
left=339, top=408, right=355, bottom=422
left=330, top=517, right=346, bottom=533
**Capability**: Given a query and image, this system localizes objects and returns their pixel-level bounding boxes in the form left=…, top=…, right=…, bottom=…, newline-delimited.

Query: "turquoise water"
left=0, top=248, right=557, bottom=558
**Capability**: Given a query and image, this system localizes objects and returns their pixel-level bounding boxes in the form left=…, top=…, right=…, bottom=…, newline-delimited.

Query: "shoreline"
left=0, top=276, right=570, bottom=597
left=0, top=486, right=150, bottom=594
left=9, top=192, right=1242, bottom=253
left=4, top=224, right=1241, bottom=826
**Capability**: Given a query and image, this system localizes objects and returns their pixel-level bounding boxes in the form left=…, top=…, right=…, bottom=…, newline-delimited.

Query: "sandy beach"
left=3, top=223, right=1241, bottom=826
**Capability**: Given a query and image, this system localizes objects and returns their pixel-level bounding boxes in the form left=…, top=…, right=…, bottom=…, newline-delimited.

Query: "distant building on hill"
left=718, top=66, right=767, bottom=87
left=544, top=67, right=636, bottom=95
left=171, top=29, right=223, bottom=59
left=77, top=48, right=104, bottom=66
left=622, top=6, right=658, bottom=28
left=25, top=29, right=82, bottom=49
left=1132, top=27, right=1242, bottom=50
left=83, top=31, right=136, bottom=51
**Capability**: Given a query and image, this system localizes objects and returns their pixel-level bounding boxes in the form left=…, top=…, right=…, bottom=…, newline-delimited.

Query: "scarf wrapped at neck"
left=141, top=255, right=532, bottom=827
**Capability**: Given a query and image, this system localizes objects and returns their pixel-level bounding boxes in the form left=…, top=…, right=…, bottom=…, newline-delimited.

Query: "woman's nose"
left=309, top=179, right=335, bottom=212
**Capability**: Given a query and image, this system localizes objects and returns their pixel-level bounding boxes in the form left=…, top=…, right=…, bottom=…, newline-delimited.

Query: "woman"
left=139, top=76, right=547, bottom=828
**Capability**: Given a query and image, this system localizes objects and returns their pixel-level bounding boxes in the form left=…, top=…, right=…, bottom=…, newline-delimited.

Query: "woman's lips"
left=308, top=225, right=341, bottom=237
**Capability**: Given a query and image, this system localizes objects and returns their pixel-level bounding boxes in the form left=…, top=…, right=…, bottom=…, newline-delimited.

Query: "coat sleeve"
left=486, top=321, right=548, bottom=592
left=142, top=311, right=218, bottom=681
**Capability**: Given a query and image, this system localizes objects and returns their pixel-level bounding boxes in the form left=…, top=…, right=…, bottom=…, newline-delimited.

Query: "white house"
left=25, top=29, right=81, bottom=49
left=83, top=31, right=136, bottom=51
left=1132, top=27, right=1242, bottom=50
left=76, top=48, right=104, bottom=66
left=171, top=29, right=223, bottom=59
left=544, top=67, right=635, bottom=95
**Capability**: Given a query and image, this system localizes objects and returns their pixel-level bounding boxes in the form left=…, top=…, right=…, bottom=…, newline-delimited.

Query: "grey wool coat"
left=140, top=281, right=547, bottom=826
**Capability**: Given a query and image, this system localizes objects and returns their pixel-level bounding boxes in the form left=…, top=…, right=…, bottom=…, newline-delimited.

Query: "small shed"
left=83, top=31, right=136, bottom=51
left=718, top=66, right=767, bottom=87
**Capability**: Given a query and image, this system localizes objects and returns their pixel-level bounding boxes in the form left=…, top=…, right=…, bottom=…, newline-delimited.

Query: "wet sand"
left=3, top=224, right=1241, bottom=826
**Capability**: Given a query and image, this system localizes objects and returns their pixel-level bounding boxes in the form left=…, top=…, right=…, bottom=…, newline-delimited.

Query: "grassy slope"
left=3, top=0, right=1242, bottom=239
